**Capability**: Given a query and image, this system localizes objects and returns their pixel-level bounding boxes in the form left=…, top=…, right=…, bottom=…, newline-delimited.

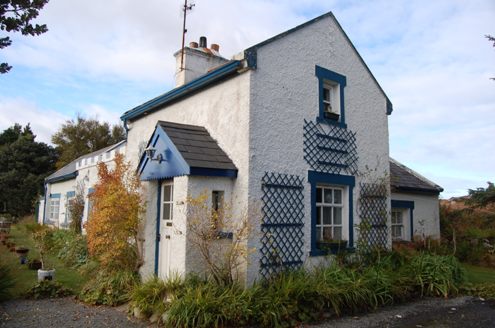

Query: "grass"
left=6, top=223, right=88, bottom=298
left=461, top=263, right=495, bottom=285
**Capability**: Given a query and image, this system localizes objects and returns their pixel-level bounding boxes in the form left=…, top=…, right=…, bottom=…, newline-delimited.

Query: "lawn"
left=6, top=223, right=88, bottom=298
left=461, top=262, right=495, bottom=285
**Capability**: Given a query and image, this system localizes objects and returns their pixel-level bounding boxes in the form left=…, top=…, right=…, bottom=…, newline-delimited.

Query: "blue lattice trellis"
left=303, top=120, right=358, bottom=175
left=260, top=172, right=305, bottom=279
left=358, top=183, right=388, bottom=253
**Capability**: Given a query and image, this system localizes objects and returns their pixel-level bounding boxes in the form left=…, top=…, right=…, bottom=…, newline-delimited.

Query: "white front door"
left=158, top=181, right=173, bottom=278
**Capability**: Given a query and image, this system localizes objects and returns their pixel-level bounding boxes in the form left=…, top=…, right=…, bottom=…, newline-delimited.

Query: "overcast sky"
left=0, top=0, right=493, bottom=199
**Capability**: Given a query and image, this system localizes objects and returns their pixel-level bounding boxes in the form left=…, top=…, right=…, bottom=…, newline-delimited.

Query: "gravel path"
left=1, top=296, right=494, bottom=327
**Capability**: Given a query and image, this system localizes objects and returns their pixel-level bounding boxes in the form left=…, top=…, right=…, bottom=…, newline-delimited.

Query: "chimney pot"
left=199, top=36, right=207, bottom=48
left=211, top=44, right=219, bottom=52
left=189, top=42, right=198, bottom=48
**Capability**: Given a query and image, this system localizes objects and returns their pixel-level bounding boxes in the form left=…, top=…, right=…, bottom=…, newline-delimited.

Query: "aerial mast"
left=180, top=0, right=195, bottom=71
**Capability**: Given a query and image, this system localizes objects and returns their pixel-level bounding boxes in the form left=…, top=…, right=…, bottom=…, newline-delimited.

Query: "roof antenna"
left=180, top=0, right=195, bottom=72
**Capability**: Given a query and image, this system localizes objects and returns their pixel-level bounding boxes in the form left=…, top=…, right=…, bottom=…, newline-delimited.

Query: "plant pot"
left=316, top=241, right=348, bottom=252
left=38, top=269, right=56, bottom=282
left=20, top=257, right=28, bottom=264
left=28, top=260, right=42, bottom=270
left=15, top=248, right=30, bottom=258
left=9, top=247, right=15, bottom=252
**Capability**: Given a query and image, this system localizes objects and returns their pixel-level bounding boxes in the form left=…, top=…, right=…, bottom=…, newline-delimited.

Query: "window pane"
left=316, top=227, right=321, bottom=241
left=323, top=227, right=332, bottom=240
left=391, top=212, right=397, bottom=224
left=316, top=188, right=322, bottom=203
left=163, top=185, right=172, bottom=202
left=323, top=87, right=330, bottom=102
left=324, top=189, right=332, bottom=203
left=396, top=212, right=403, bottom=224
left=333, top=207, right=342, bottom=225
left=163, top=204, right=171, bottom=220
left=316, top=207, right=321, bottom=225
left=323, top=207, right=332, bottom=224
left=334, top=190, right=342, bottom=204
left=333, top=227, right=342, bottom=240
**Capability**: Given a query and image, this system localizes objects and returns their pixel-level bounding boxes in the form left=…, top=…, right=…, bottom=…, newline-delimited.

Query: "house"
left=389, top=158, right=443, bottom=241
left=38, top=11, right=443, bottom=284
left=37, top=141, right=126, bottom=228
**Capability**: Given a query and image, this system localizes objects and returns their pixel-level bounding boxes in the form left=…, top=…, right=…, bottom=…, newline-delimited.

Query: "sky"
left=0, top=0, right=493, bottom=199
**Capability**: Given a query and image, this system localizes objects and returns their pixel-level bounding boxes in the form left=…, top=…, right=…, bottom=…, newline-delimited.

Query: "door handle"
left=165, top=235, right=171, bottom=239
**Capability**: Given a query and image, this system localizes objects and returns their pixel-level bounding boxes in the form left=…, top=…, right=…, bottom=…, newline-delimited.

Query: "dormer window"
left=316, top=66, right=347, bottom=128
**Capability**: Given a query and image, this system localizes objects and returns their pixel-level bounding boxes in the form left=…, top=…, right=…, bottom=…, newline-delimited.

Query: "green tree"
left=465, top=182, right=495, bottom=208
left=51, top=113, right=125, bottom=169
left=0, top=123, right=57, bottom=218
left=0, top=122, right=32, bottom=147
left=1, top=0, right=49, bottom=74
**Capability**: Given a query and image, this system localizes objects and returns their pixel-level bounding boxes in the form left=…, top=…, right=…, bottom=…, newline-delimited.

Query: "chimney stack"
left=211, top=44, right=219, bottom=52
left=199, top=36, right=207, bottom=48
left=189, top=42, right=198, bottom=48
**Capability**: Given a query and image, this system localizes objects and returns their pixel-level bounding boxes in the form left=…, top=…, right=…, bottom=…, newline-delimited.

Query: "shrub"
left=25, top=280, right=73, bottom=299
left=80, top=270, right=140, bottom=306
left=50, top=228, right=89, bottom=268
left=0, top=246, right=19, bottom=302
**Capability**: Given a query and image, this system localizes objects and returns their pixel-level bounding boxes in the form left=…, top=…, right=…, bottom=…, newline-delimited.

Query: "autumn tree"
left=464, top=182, right=495, bottom=208
left=183, top=191, right=260, bottom=285
left=86, top=154, right=146, bottom=273
left=51, top=113, right=125, bottom=169
left=1, top=0, right=49, bottom=74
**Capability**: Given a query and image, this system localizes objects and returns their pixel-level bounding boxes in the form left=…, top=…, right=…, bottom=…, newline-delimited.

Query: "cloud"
left=0, top=97, right=69, bottom=145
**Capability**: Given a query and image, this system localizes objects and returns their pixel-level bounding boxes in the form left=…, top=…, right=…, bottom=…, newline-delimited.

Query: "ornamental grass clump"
left=0, top=246, right=20, bottom=302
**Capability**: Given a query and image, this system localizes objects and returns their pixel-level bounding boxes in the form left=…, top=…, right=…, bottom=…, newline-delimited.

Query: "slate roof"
left=158, top=121, right=237, bottom=171
left=390, top=158, right=443, bottom=194
left=45, top=141, right=126, bottom=182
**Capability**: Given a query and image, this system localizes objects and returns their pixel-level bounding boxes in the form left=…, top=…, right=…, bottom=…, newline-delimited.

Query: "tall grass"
left=129, top=251, right=466, bottom=328
left=0, top=246, right=20, bottom=302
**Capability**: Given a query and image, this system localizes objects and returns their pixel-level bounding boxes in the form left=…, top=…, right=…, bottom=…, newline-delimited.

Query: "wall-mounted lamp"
left=145, top=145, right=163, bottom=164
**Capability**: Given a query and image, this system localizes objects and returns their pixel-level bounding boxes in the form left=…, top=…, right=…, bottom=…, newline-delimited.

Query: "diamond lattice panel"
left=303, top=120, right=358, bottom=175
left=358, top=183, right=388, bottom=253
left=260, top=172, right=305, bottom=279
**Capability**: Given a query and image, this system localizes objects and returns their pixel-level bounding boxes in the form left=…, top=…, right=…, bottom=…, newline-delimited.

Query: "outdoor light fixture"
left=145, top=145, right=163, bottom=164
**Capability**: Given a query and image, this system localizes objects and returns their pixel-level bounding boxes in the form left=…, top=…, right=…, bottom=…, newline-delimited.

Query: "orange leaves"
left=86, top=154, right=146, bottom=273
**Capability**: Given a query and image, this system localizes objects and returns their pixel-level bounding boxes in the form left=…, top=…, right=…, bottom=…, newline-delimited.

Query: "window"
left=390, top=200, right=415, bottom=242
left=316, top=65, right=347, bottom=128
left=106, top=152, right=111, bottom=159
left=212, top=190, right=224, bottom=230
left=49, top=194, right=60, bottom=221
left=162, top=183, right=173, bottom=221
left=316, top=186, right=343, bottom=240
left=309, top=171, right=355, bottom=256
left=391, top=211, right=404, bottom=239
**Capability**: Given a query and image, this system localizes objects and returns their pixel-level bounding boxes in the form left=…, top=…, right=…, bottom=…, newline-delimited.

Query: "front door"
left=158, top=181, right=173, bottom=278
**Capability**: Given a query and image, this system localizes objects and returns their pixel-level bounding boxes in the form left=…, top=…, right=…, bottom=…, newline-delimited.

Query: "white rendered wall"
left=174, top=48, right=229, bottom=87
left=391, top=192, right=441, bottom=239
left=244, top=15, right=391, bottom=284
left=126, top=72, right=251, bottom=278
left=43, top=178, right=77, bottom=227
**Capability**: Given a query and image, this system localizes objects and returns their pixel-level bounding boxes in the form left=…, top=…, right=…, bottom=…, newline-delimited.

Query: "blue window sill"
left=213, top=231, right=233, bottom=239
left=316, top=117, right=347, bottom=129
left=310, top=247, right=356, bottom=257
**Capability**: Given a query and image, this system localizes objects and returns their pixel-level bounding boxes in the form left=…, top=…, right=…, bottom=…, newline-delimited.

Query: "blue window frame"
left=316, top=65, right=347, bottom=128
left=308, top=171, right=355, bottom=256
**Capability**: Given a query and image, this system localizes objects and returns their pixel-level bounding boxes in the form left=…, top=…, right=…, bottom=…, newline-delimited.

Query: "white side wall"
left=391, top=192, right=441, bottom=239
left=127, top=72, right=251, bottom=278
left=245, top=16, right=391, bottom=283
left=43, top=178, right=77, bottom=227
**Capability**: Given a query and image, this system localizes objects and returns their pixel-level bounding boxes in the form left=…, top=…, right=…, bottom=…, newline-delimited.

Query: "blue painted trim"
left=315, top=65, right=347, bottom=128
left=154, top=181, right=162, bottom=276
left=394, top=186, right=442, bottom=195
left=120, top=61, right=242, bottom=122
left=67, top=191, right=75, bottom=198
left=39, top=196, right=45, bottom=201
left=391, top=200, right=415, bottom=240
left=42, top=183, right=47, bottom=224
left=189, top=168, right=238, bottom=178
left=45, top=172, right=77, bottom=184
left=308, top=171, right=355, bottom=257
left=50, top=193, right=61, bottom=199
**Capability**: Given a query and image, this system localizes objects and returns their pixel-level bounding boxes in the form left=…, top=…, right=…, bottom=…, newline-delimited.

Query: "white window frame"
left=391, top=208, right=411, bottom=241
left=322, top=81, right=341, bottom=120
left=315, top=185, right=345, bottom=241
left=161, top=182, right=174, bottom=222
left=50, top=198, right=60, bottom=221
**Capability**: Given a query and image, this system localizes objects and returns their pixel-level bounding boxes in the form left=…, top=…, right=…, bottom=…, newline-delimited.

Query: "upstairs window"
left=316, top=66, right=347, bottom=128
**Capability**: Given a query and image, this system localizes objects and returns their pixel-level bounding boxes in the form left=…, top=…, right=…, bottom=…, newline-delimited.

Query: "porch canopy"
left=137, top=121, right=238, bottom=181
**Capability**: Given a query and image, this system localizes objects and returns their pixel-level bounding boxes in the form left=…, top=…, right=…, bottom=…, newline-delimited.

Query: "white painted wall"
left=43, top=178, right=76, bottom=227
left=391, top=192, right=441, bottom=239
left=174, top=47, right=229, bottom=87
left=126, top=72, right=252, bottom=278
left=243, top=15, right=391, bottom=284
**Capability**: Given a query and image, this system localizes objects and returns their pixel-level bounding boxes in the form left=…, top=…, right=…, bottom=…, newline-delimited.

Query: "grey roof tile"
left=390, top=158, right=443, bottom=193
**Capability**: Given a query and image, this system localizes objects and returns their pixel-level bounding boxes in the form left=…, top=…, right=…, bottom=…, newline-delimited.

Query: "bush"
left=50, top=229, right=89, bottom=268
left=80, top=270, right=140, bottom=306
left=25, top=280, right=73, bottom=299
left=0, top=246, right=19, bottom=302
left=128, top=251, right=466, bottom=327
